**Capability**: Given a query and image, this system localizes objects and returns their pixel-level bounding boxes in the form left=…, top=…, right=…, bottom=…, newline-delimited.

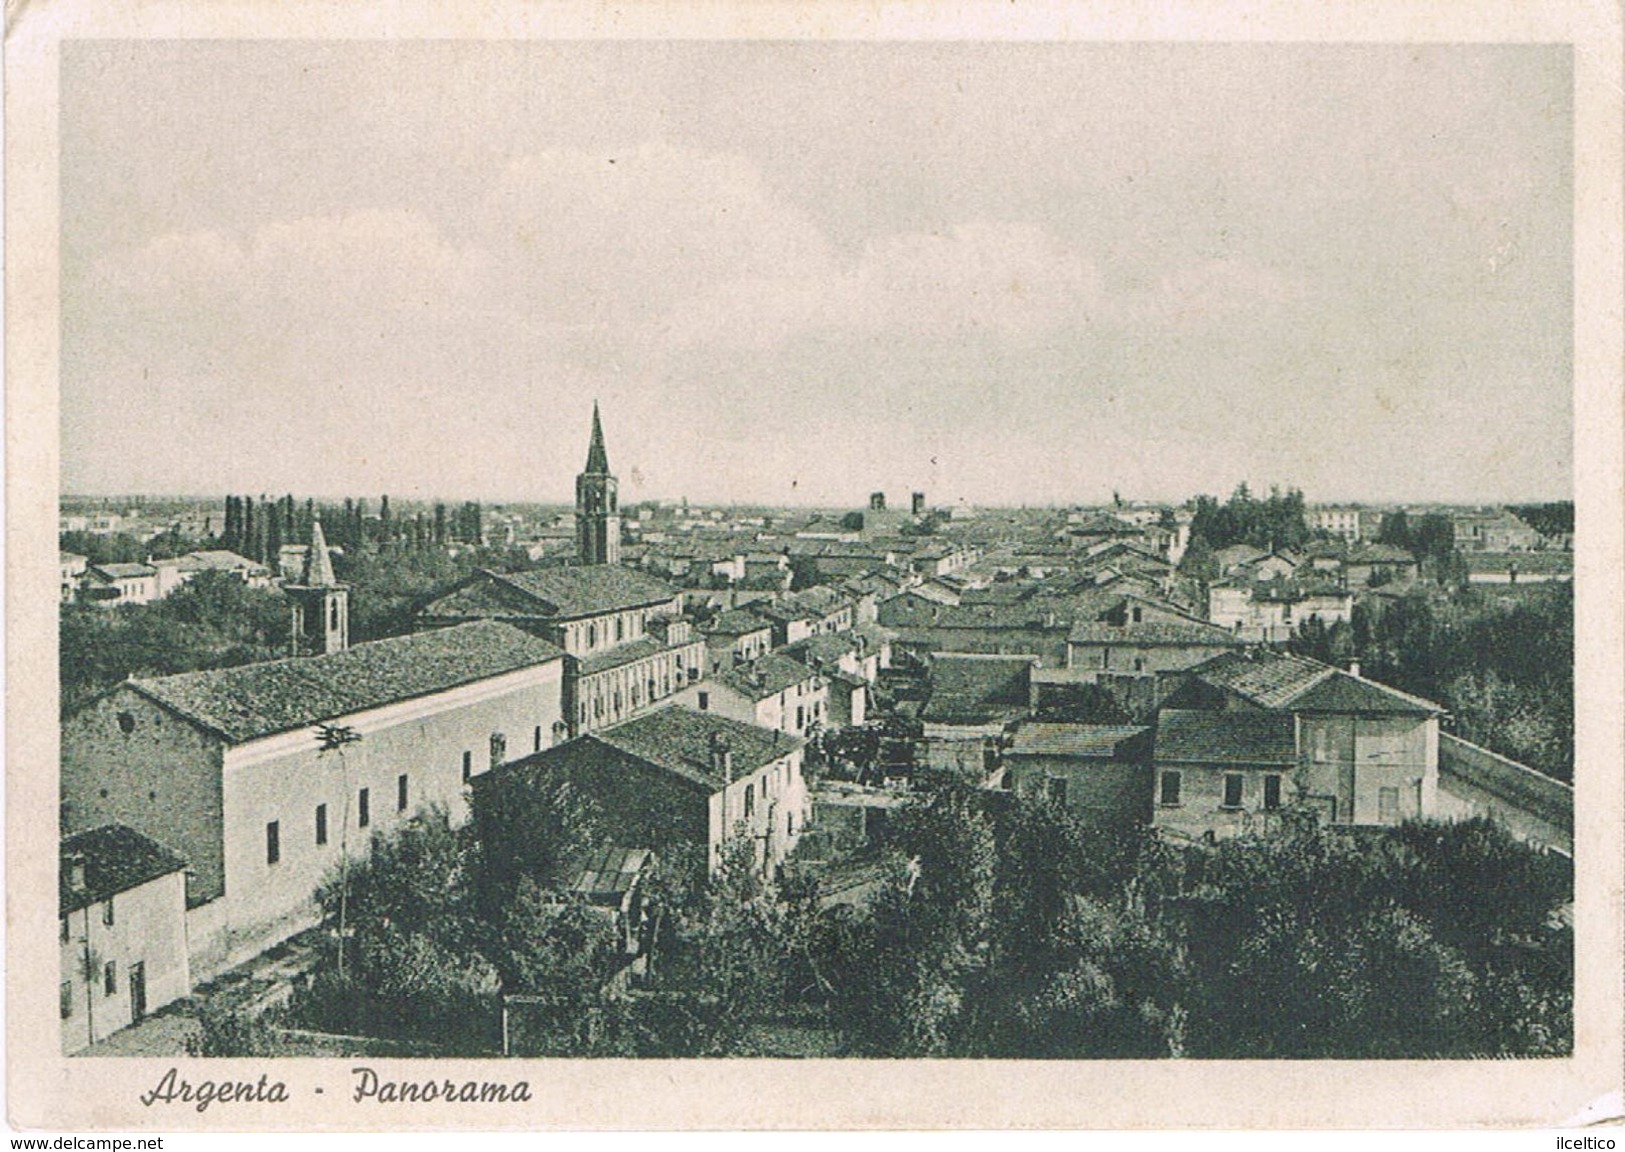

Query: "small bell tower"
left=285, top=518, right=349, bottom=655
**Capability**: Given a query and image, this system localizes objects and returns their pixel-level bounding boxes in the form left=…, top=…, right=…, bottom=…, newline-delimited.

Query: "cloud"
left=664, top=219, right=1109, bottom=349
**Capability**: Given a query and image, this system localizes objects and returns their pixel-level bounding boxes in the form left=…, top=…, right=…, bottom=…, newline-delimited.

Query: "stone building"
left=60, top=620, right=567, bottom=979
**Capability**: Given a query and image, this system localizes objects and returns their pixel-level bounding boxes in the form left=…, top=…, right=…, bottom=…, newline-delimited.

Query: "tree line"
left=196, top=776, right=1571, bottom=1059
left=218, top=494, right=491, bottom=566
left=1290, top=581, right=1574, bottom=781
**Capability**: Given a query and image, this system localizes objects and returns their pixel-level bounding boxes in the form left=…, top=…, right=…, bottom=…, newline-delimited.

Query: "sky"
left=60, top=42, right=1572, bottom=508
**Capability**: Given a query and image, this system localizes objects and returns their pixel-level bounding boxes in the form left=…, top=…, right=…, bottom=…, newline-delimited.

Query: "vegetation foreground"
left=193, top=780, right=1572, bottom=1060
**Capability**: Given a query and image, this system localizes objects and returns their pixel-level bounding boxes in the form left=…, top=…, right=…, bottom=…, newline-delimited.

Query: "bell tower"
left=576, top=401, right=621, bottom=566
left=285, top=518, right=350, bottom=655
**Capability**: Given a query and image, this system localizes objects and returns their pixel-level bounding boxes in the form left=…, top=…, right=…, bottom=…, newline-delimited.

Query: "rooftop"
left=715, top=653, right=820, bottom=700
left=1185, top=649, right=1443, bottom=715
left=426, top=566, right=681, bottom=621
left=1067, top=621, right=1242, bottom=647
left=61, top=825, right=188, bottom=916
left=1006, top=722, right=1150, bottom=758
left=1154, top=709, right=1297, bottom=766
left=129, top=620, right=565, bottom=744
left=592, top=706, right=801, bottom=790
left=921, top=653, right=1036, bottom=725
left=702, top=608, right=774, bottom=637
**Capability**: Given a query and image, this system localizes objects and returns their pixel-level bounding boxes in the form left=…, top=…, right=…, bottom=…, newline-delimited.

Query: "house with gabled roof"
left=417, top=566, right=705, bottom=737
left=919, top=653, right=1038, bottom=776
left=675, top=652, right=827, bottom=739
left=1002, top=721, right=1154, bottom=822
left=1160, top=649, right=1444, bottom=832
left=59, top=825, right=190, bottom=1052
left=61, top=620, right=569, bottom=979
left=485, top=707, right=808, bottom=877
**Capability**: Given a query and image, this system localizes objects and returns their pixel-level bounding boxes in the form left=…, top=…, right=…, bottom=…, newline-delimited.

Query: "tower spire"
left=584, top=400, right=610, bottom=474
left=576, top=401, right=621, bottom=565
left=302, top=518, right=337, bottom=587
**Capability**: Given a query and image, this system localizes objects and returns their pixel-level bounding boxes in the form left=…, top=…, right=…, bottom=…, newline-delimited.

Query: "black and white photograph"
left=9, top=0, right=1624, bottom=1134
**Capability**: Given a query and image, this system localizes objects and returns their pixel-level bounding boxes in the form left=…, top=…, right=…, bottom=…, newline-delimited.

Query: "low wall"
left=1436, top=733, right=1572, bottom=856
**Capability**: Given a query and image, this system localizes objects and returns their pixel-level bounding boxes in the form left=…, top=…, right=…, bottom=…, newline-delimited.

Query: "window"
left=1378, top=786, right=1400, bottom=825
left=1133, top=656, right=1146, bottom=672
left=744, top=784, right=755, bottom=818
left=397, top=773, right=409, bottom=813
left=102, top=896, right=115, bottom=927
left=787, top=812, right=795, bottom=836
left=1222, top=774, right=1244, bottom=809
left=796, top=706, right=805, bottom=730
left=588, top=623, right=597, bottom=649
left=316, top=803, right=328, bottom=846
left=698, top=691, right=709, bottom=711
left=60, top=982, right=73, bottom=1020
left=1046, top=776, right=1068, bottom=806
left=490, top=732, right=506, bottom=767
left=616, top=617, right=624, bottom=642
left=1132, top=606, right=1143, bottom=623
left=60, top=917, right=69, bottom=944
left=358, top=788, right=370, bottom=828
left=117, top=710, right=136, bottom=735
left=462, top=750, right=472, bottom=784
left=104, top=961, right=117, bottom=997
left=266, top=821, right=280, bottom=865
left=329, top=600, right=340, bottom=629
left=1264, top=775, right=1282, bottom=811
left=1159, top=771, right=1182, bottom=807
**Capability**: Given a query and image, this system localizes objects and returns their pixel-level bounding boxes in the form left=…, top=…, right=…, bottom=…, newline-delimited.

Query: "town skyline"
left=61, top=42, right=1571, bottom=507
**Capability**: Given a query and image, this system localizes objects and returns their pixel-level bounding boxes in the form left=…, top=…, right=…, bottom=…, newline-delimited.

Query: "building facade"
left=60, top=826, right=190, bottom=1053
left=60, top=621, right=567, bottom=979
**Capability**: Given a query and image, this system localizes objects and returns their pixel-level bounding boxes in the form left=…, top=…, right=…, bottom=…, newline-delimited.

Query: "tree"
left=315, top=723, right=363, bottom=977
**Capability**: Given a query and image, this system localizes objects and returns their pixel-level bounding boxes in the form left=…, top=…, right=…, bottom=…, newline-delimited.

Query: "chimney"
left=67, top=853, right=87, bottom=894
left=912, top=492, right=926, bottom=516
left=1348, top=660, right=1361, bottom=679
left=709, top=732, right=734, bottom=782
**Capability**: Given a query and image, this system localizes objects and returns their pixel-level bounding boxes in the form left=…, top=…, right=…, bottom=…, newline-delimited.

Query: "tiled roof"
left=489, top=567, right=680, bottom=618
left=61, top=825, right=187, bottom=915
left=130, top=620, right=565, bottom=744
left=1067, top=621, right=1241, bottom=647
left=190, top=550, right=266, bottom=571
left=91, top=562, right=157, bottom=579
left=1155, top=709, right=1297, bottom=766
left=1186, top=649, right=1442, bottom=714
left=1006, top=722, right=1150, bottom=758
left=785, top=632, right=862, bottom=667
left=702, top=608, right=773, bottom=637
left=1184, top=650, right=1336, bottom=709
left=574, top=637, right=667, bottom=677
left=921, top=654, right=1036, bottom=725
left=1288, top=671, right=1443, bottom=715
left=715, top=653, right=819, bottom=700
left=593, top=706, right=801, bottom=790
